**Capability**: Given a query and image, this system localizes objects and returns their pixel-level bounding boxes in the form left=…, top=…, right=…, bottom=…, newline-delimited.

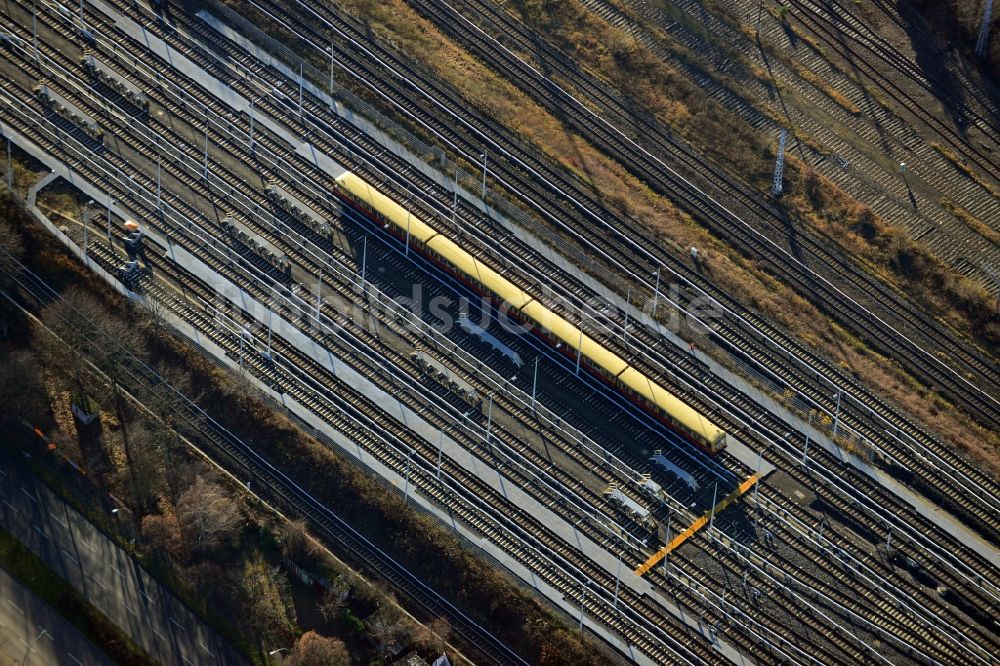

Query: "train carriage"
left=333, top=170, right=727, bottom=455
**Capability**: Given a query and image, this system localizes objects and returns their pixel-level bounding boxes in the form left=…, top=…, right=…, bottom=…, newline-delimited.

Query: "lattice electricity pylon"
left=772, top=129, right=787, bottom=196
left=977, top=0, right=994, bottom=59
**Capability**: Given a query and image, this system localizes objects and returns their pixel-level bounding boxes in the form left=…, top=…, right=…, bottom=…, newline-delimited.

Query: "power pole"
left=977, top=0, right=994, bottom=59
left=982, top=263, right=1000, bottom=313
left=203, top=106, right=209, bottom=179
left=708, top=481, right=719, bottom=534
left=360, top=235, right=368, bottom=291
left=5, top=130, right=11, bottom=192
left=266, top=303, right=273, bottom=359
left=651, top=266, right=661, bottom=319
left=452, top=165, right=459, bottom=226
left=155, top=133, right=162, bottom=211
left=249, top=96, right=255, bottom=153
left=405, top=202, right=411, bottom=256
left=481, top=151, right=487, bottom=203
left=106, top=193, right=113, bottom=249
left=772, top=129, right=787, bottom=196
left=623, top=287, right=630, bottom=348
left=485, top=393, right=493, bottom=446
left=575, top=310, right=585, bottom=375
left=530, top=355, right=539, bottom=412
left=315, top=268, right=322, bottom=322
left=801, top=410, right=814, bottom=466
left=403, top=448, right=412, bottom=504
left=613, top=550, right=622, bottom=609
left=753, top=449, right=763, bottom=506
left=82, top=200, right=93, bottom=256
left=436, top=429, right=444, bottom=480
left=832, top=389, right=842, bottom=438
left=22, top=628, right=47, bottom=665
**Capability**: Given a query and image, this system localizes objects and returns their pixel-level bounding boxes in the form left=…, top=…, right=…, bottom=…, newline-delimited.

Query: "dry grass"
left=237, top=2, right=999, bottom=473
left=939, top=198, right=1000, bottom=248
left=792, top=63, right=861, bottom=115
left=9, top=194, right=606, bottom=664
left=901, top=0, right=1000, bottom=75
left=508, top=0, right=771, bottom=179
left=784, top=160, right=999, bottom=346
left=930, top=143, right=1000, bottom=200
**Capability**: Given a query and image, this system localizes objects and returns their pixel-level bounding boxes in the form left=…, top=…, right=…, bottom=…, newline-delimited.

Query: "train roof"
left=335, top=172, right=438, bottom=244
left=338, top=171, right=535, bottom=310
left=426, top=235, right=535, bottom=310
left=336, top=169, right=727, bottom=446
left=619, top=367, right=726, bottom=444
left=519, top=300, right=630, bottom=376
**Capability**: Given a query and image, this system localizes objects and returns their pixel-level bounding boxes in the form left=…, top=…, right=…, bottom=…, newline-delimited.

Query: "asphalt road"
left=0, top=453, right=248, bottom=666
left=0, top=564, right=114, bottom=666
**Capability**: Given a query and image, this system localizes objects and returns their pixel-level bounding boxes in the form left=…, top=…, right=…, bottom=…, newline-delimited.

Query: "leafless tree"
left=134, top=292, right=171, bottom=340
left=122, top=423, right=166, bottom=511
left=39, top=288, right=147, bottom=474
left=175, top=476, right=242, bottom=555
left=287, top=630, right=349, bottom=666
left=366, top=607, right=405, bottom=659
left=0, top=218, right=25, bottom=287
left=234, top=552, right=295, bottom=641
left=411, top=617, right=451, bottom=654
left=140, top=512, right=182, bottom=560
left=40, top=288, right=146, bottom=389
left=0, top=349, right=48, bottom=427
left=281, top=518, right=322, bottom=565
left=39, top=289, right=107, bottom=403
left=316, top=577, right=350, bottom=623
left=143, top=363, right=200, bottom=421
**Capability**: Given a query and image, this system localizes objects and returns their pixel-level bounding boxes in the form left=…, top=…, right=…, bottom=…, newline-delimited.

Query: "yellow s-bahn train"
left=333, top=171, right=727, bottom=455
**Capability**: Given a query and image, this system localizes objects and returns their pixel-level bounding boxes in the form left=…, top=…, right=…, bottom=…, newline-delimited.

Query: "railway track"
left=16, top=4, right=685, bottom=548
left=83, top=235, right=729, bottom=666
left=88, top=237, right=863, bottom=666
left=101, top=0, right=1000, bottom=596
left=0, top=248, right=532, bottom=666
left=0, top=31, right=757, bottom=662
left=588, top=0, right=1000, bottom=278
left=217, top=0, right=1000, bottom=543
left=623, top=0, right=1000, bottom=272
left=84, top=0, right=1000, bottom=600
left=0, top=33, right=892, bottom=664
left=750, top=486, right=1000, bottom=664
left=335, top=0, right=1000, bottom=432
left=7, top=10, right=671, bottom=564
left=862, top=0, right=1000, bottom=130
left=230, top=0, right=1000, bottom=500
left=5, top=3, right=992, bottom=660
left=402, top=0, right=1000, bottom=428
left=761, top=0, right=1000, bottom=247
left=782, top=0, right=1000, bottom=180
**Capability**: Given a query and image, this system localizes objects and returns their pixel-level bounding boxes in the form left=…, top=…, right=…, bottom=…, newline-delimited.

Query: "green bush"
left=341, top=608, right=366, bottom=634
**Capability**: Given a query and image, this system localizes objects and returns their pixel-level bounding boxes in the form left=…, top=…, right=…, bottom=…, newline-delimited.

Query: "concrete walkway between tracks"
left=97, top=0, right=997, bottom=569
left=0, top=564, right=114, bottom=666
left=191, top=0, right=1000, bottom=568
left=7, top=133, right=677, bottom=661
left=16, top=4, right=759, bottom=662
left=0, top=453, right=248, bottom=666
